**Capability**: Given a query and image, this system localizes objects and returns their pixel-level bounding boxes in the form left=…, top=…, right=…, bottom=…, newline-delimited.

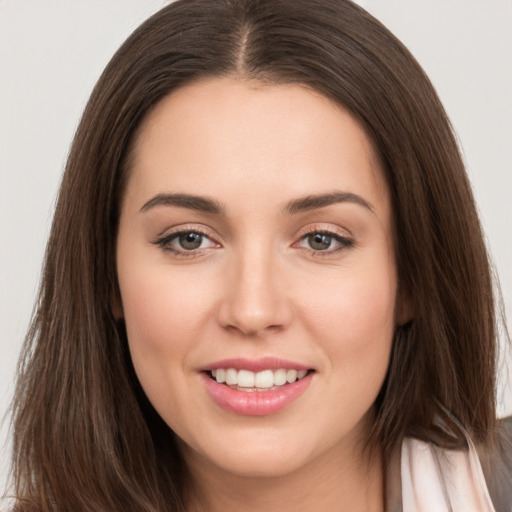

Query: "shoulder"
left=480, top=416, right=512, bottom=512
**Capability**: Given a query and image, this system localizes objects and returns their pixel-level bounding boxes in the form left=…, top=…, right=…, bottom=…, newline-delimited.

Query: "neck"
left=183, top=436, right=384, bottom=512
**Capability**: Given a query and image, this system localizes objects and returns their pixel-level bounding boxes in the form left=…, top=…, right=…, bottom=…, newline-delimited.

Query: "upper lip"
left=200, top=357, right=312, bottom=373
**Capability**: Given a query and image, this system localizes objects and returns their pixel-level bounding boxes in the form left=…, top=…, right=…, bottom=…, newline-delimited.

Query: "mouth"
left=201, top=358, right=315, bottom=415
left=206, top=368, right=313, bottom=392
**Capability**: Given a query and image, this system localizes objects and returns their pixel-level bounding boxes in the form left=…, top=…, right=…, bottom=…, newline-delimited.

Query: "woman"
left=7, top=0, right=511, bottom=510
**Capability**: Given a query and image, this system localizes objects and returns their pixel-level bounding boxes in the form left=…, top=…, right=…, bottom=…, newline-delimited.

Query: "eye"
left=306, top=233, right=335, bottom=251
left=153, top=229, right=219, bottom=256
left=296, top=230, right=354, bottom=254
left=176, top=232, right=206, bottom=250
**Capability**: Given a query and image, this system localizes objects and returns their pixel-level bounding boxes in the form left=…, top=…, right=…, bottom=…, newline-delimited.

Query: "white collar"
left=387, top=434, right=496, bottom=511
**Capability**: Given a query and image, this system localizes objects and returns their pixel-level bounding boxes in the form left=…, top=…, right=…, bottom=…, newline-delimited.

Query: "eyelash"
left=152, top=227, right=354, bottom=258
left=296, top=229, right=355, bottom=256
left=152, top=228, right=217, bottom=258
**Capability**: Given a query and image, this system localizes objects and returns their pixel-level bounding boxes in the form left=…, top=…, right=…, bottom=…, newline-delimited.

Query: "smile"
left=211, top=368, right=309, bottom=390
left=201, top=358, right=315, bottom=415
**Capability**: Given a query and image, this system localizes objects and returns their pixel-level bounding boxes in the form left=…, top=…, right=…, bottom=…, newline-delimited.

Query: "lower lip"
left=202, top=372, right=313, bottom=416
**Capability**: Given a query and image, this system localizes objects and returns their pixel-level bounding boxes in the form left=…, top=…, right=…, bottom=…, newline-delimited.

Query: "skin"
left=116, top=77, right=407, bottom=512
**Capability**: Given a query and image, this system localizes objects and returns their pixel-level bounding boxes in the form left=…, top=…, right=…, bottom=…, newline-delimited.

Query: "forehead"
left=125, top=77, right=389, bottom=215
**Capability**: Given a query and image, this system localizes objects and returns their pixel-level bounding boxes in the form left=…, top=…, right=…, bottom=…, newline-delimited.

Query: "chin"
left=211, top=449, right=312, bottom=479
left=179, top=428, right=318, bottom=479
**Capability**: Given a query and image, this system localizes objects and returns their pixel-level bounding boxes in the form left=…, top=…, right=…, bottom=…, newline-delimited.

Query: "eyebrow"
left=139, top=190, right=373, bottom=216
left=284, top=191, right=374, bottom=214
left=140, top=193, right=225, bottom=215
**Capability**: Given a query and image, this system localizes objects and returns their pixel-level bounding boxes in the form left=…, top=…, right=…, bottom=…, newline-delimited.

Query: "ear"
left=396, top=285, right=414, bottom=326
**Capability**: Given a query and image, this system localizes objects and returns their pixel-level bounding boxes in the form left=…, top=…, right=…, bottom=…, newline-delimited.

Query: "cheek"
left=301, top=262, right=397, bottom=373
left=117, top=257, right=220, bottom=393
left=117, top=265, right=221, bottom=421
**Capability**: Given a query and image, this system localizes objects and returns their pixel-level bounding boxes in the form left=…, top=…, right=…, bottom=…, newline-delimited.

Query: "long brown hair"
left=11, top=0, right=501, bottom=510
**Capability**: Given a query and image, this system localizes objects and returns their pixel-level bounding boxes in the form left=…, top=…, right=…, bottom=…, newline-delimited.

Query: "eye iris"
left=179, top=232, right=203, bottom=250
left=308, top=233, right=332, bottom=250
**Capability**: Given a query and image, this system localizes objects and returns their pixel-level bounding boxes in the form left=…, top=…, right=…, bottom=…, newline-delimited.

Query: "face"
left=116, top=78, right=403, bottom=479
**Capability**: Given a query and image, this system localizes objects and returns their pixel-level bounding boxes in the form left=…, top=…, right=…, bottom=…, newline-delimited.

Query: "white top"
left=398, top=436, right=496, bottom=511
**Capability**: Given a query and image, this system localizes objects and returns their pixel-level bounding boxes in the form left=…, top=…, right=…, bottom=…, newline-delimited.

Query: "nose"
left=217, top=246, right=292, bottom=336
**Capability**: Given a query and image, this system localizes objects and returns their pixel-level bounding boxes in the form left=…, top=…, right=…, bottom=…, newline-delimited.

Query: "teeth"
left=273, top=368, right=287, bottom=386
left=212, top=368, right=309, bottom=389
left=286, top=369, right=297, bottom=383
left=225, top=368, right=237, bottom=385
left=254, top=370, right=274, bottom=388
left=237, top=369, right=255, bottom=387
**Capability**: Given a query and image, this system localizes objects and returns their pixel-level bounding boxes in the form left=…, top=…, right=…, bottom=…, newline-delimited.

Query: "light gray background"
left=1, top=0, right=511, bottom=494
